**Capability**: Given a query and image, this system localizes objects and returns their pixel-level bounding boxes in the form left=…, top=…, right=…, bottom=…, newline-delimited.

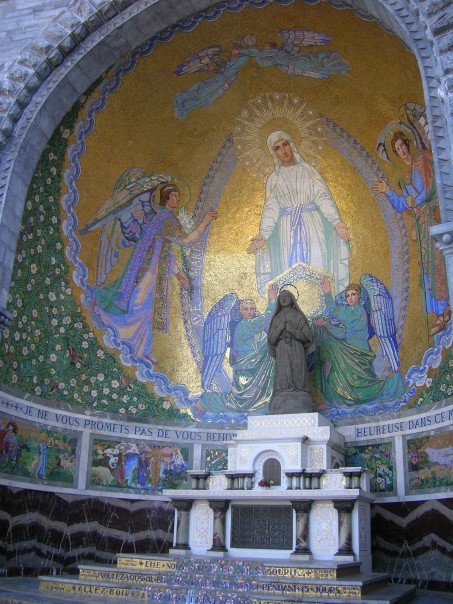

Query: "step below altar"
left=164, top=413, right=374, bottom=571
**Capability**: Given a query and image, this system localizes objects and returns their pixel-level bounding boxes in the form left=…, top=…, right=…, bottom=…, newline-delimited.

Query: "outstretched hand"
left=268, top=283, right=278, bottom=300
left=321, top=276, right=331, bottom=294
left=334, top=222, right=350, bottom=242
left=202, top=210, right=218, bottom=226
left=372, top=178, right=389, bottom=195
left=247, top=234, right=266, bottom=254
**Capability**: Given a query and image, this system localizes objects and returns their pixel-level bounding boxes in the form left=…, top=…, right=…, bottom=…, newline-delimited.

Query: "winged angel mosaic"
left=80, top=169, right=218, bottom=365
left=173, top=30, right=349, bottom=119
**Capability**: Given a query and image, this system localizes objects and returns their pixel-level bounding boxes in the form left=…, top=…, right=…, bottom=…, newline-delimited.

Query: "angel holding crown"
left=313, top=276, right=404, bottom=407
left=81, top=168, right=217, bottom=364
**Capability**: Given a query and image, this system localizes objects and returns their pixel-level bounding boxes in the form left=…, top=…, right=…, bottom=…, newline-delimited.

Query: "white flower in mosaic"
left=30, top=263, right=37, bottom=274
left=16, top=298, right=22, bottom=307
left=129, top=406, right=137, bottom=414
left=38, top=355, right=43, bottom=362
left=59, top=327, right=65, bottom=334
left=3, top=328, right=9, bottom=338
left=48, top=292, right=56, bottom=301
left=32, top=309, right=38, bottom=318
left=446, top=374, right=451, bottom=381
left=34, top=195, right=40, bottom=202
left=70, top=378, right=76, bottom=387
left=26, top=284, right=32, bottom=291
left=111, top=379, right=119, bottom=389
left=50, top=167, right=57, bottom=176
left=90, top=376, right=96, bottom=384
left=16, top=270, right=21, bottom=277
left=30, top=343, right=35, bottom=351
left=11, top=373, right=18, bottom=383
left=58, top=382, right=65, bottom=390
left=30, top=248, right=35, bottom=255
left=50, top=354, right=57, bottom=362
left=440, top=384, right=446, bottom=392
left=82, top=341, right=88, bottom=349
left=51, top=318, right=58, bottom=327
left=14, top=331, right=20, bottom=341
left=32, top=359, right=36, bottom=365
left=27, top=200, right=32, bottom=210
left=12, top=361, right=18, bottom=369
left=162, top=400, right=171, bottom=410
left=75, top=322, right=82, bottom=329
left=88, top=332, right=94, bottom=338
left=102, top=387, right=110, bottom=395
left=83, top=385, right=89, bottom=392
left=74, top=392, right=80, bottom=400
left=119, top=407, right=126, bottom=414
left=55, top=344, right=61, bottom=351
left=49, top=152, right=57, bottom=160
left=426, top=378, right=432, bottom=387
left=37, top=245, right=42, bottom=252
left=97, top=373, right=104, bottom=382
left=138, top=403, right=145, bottom=410
left=56, top=242, right=62, bottom=250
left=112, top=393, right=118, bottom=400
left=448, top=388, right=452, bottom=396
left=35, top=386, right=41, bottom=395
left=51, top=216, right=57, bottom=224
left=18, top=321, right=23, bottom=329
left=96, top=349, right=105, bottom=359
left=49, top=226, right=53, bottom=233
left=22, top=347, right=28, bottom=355
left=50, top=257, right=56, bottom=265
left=81, top=374, right=87, bottom=381
left=122, top=395, right=129, bottom=403
left=35, top=329, right=41, bottom=337
left=91, top=390, right=98, bottom=397
left=44, top=277, right=51, bottom=286
left=50, top=367, right=56, bottom=375
left=32, top=375, right=37, bottom=384
left=62, top=129, right=70, bottom=138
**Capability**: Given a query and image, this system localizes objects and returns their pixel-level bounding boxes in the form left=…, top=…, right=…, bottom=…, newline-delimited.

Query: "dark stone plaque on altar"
left=231, top=505, right=293, bottom=549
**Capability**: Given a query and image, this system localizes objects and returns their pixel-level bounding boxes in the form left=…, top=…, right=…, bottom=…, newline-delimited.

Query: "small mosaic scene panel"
left=406, top=430, right=453, bottom=494
left=345, top=442, right=395, bottom=495
left=90, top=438, right=189, bottom=492
left=0, top=413, right=78, bottom=485
left=204, top=448, right=228, bottom=471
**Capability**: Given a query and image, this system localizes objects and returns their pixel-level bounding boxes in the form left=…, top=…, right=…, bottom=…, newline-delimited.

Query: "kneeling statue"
left=267, top=288, right=316, bottom=414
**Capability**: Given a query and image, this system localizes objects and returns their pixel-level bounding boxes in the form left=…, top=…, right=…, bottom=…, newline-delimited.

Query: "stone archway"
left=0, top=0, right=451, bottom=328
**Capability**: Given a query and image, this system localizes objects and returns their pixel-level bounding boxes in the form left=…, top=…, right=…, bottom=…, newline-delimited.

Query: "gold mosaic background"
left=69, top=2, right=427, bottom=395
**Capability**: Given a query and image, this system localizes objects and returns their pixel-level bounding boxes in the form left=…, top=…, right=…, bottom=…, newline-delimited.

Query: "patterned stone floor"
left=0, top=578, right=451, bottom=603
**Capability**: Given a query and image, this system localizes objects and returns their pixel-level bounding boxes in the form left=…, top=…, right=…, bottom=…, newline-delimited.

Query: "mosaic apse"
left=0, top=0, right=451, bottom=427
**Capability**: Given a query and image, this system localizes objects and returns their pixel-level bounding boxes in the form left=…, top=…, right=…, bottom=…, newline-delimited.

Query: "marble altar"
left=164, top=413, right=374, bottom=571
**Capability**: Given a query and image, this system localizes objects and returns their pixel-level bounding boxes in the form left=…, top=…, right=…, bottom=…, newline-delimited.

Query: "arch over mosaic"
left=0, top=0, right=451, bottom=427
left=0, top=0, right=452, bottom=324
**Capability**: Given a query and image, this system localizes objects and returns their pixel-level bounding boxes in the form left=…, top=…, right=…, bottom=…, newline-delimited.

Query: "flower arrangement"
left=258, top=479, right=273, bottom=488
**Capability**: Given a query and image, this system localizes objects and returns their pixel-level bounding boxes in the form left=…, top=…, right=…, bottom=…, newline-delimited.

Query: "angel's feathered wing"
left=201, top=293, right=238, bottom=391
left=174, top=46, right=223, bottom=76
left=95, top=192, right=156, bottom=287
left=361, top=274, right=400, bottom=371
left=278, top=29, right=331, bottom=53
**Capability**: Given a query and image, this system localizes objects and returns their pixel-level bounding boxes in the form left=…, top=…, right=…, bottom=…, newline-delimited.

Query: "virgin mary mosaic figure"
left=247, top=130, right=350, bottom=295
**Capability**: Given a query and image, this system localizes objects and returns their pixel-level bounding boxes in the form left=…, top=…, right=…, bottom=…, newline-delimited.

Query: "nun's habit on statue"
left=260, top=131, right=350, bottom=294
left=267, top=289, right=316, bottom=414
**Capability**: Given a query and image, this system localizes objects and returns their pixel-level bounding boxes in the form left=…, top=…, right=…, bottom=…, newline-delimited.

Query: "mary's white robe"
left=258, top=161, right=350, bottom=295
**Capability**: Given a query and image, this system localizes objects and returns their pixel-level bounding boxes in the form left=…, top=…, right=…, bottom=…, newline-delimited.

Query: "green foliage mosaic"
left=0, top=90, right=186, bottom=422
